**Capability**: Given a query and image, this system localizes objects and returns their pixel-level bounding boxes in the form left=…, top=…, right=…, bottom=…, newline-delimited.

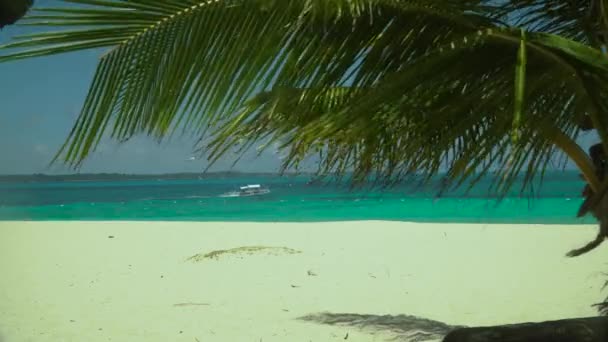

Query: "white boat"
left=220, top=184, right=270, bottom=197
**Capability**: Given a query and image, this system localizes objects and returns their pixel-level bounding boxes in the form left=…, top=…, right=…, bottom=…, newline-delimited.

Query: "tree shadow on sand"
left=298, top=312, right=464, bottom=341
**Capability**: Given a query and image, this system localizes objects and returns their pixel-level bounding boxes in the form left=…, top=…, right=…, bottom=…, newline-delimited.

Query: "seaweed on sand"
left=186, top=246, right=301, bottom=262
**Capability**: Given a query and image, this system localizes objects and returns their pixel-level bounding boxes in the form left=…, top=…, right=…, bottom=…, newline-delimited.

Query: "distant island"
left=0, top=170, right=582, bottom=184
left=0, top=172, right=314, bottom=183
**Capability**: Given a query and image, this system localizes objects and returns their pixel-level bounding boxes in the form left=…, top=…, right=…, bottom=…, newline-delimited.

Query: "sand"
left=0, top=221, right=607, bottom=342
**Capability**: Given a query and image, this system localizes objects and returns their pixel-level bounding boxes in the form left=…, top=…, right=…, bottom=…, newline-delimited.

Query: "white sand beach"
left=0, top=221, right=607, bottom=342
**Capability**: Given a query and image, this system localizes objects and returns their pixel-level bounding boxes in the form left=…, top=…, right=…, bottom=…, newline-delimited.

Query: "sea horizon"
left=0, top=170, right=596, bottom=224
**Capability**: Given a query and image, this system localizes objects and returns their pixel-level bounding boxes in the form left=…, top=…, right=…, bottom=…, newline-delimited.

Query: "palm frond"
left=0, top=0, right=496, bottom=166
left=1, top=0, right=607, bottom=198
left=204, top=27, right=608, bottom=196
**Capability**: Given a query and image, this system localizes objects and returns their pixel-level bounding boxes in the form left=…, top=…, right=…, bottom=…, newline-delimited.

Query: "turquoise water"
left=0, top=171, right=596, bottom=223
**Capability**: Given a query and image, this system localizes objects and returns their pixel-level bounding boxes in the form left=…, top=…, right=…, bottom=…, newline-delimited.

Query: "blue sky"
left=0, top=1, right=285, bottom=175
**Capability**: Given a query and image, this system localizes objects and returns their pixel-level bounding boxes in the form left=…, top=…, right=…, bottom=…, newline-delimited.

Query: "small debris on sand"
left=173, top=302, right=210, bottom=307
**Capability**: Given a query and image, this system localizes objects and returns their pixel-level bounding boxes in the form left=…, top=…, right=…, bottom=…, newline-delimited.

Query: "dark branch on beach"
left=443, top=316, right=608, bottom=342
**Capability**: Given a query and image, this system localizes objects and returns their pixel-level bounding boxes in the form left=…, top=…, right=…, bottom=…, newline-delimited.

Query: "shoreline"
left=0, top=219, right=598, bottom=225
left=1, top=221, right=606, bottom=341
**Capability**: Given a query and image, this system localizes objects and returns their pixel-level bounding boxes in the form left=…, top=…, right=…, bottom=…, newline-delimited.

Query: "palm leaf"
left=202, top=27, right=608, bottom=196
left=0, top=0, right=607, bottom=198
left=0, top=0, right=498, bottom=165
left=493, top=0, right=608, bottom=46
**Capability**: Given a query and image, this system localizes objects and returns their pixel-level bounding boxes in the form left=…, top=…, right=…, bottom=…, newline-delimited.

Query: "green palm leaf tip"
left=496, top=0, right=607, bottom=44
left=0, top=0, right=33, bottom=28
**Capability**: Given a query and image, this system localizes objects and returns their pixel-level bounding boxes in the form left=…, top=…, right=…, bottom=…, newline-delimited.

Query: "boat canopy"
left=240, top=184, right=261, bottom=190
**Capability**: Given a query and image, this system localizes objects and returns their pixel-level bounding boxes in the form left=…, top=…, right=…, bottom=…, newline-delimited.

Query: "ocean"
left=0, top=171, right=596, bottom=223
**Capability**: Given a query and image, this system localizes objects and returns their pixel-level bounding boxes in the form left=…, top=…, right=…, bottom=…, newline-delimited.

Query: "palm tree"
left=1, top=0, right=607, bottom=309
left=0, top=0, right=34, bottom=28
